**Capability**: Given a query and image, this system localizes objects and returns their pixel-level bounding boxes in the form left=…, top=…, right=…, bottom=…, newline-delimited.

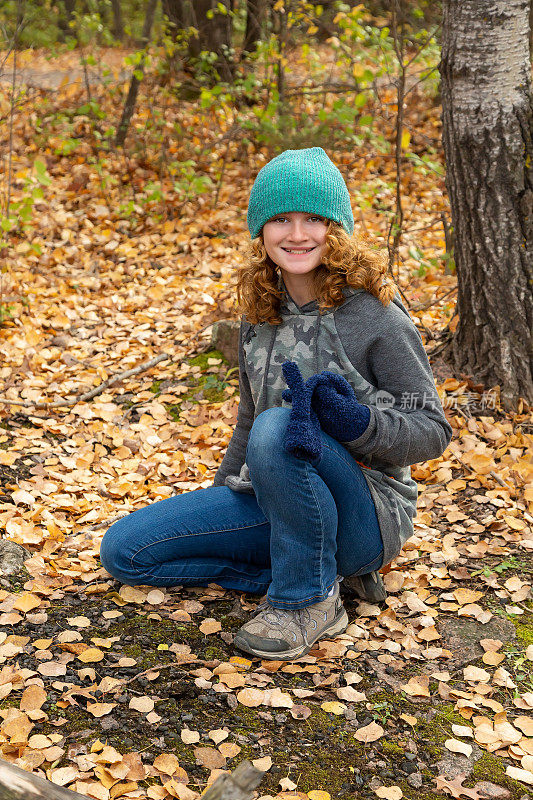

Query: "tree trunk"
left=111, top=0, right=124, bottom=40
left=115, top=0, right=159, bottom=147
left=163, top=0, right=234, bottom=81
left=57, top=0, right=76, bottom=43
left=242, top=0, right=266, bottom=54
left=440, top=0, right=533, bottom=410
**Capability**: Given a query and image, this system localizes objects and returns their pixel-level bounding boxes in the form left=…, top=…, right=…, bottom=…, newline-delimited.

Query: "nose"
left=286, top=219, right=309, bottom=243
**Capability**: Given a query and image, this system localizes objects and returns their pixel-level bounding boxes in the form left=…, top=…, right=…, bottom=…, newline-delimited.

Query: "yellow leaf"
left=320, top=701, right=346, bottom=715
left=400, top=130, right=410, bottom=150
left=77, top=648, right=105, bottom=663
left=309, top=792, right=331, bottom=800
left=13, top=593, right=41, bottom=613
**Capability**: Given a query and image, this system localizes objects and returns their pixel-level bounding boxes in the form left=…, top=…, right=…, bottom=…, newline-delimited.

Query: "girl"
left=100, top=147, right=452, bottom=661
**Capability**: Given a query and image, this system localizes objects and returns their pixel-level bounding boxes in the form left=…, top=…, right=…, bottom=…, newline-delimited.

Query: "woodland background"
left=0, top=2, right=531, bottom=800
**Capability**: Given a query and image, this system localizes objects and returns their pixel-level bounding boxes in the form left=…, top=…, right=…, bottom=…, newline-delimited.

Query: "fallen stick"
left=200, top=760, right=264, bottom=799
left=0, top=757, right=90, bottom=799
left=0, top=757, right=264, bottom=800
left=0, top=353, right=170, bottom=410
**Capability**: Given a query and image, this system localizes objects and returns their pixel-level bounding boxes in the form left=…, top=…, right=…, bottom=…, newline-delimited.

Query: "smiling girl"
left=100, top=147, right=452, bottom=660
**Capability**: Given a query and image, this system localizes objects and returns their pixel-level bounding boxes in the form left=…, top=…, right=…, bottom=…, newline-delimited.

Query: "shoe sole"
left=234, top=608, right=349, bottom=661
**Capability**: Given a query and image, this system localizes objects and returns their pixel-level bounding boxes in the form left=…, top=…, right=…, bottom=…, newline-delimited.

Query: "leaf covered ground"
left=0, top=45, right=532, bottom=800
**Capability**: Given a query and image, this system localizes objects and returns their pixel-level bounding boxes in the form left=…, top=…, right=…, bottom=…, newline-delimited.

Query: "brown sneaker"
left=233, top=580, right=349, bottom=660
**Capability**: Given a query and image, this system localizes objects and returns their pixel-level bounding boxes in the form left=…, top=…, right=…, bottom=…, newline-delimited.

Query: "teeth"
left=284, top=248, right=313, bottom=253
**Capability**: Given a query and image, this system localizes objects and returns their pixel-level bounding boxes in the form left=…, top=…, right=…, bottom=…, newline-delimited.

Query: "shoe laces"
left=252, top=602, right=313, bottom=645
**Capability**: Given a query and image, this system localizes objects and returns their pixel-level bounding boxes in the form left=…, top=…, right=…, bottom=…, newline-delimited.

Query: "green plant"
left=0, top=158, right=50, bottom=250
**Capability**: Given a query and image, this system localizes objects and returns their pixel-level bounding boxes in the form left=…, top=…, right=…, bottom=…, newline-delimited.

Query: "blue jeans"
left=99, top=407, right=383, bottom=610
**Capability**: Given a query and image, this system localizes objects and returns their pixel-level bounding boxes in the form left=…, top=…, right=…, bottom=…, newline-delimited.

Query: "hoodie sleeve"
left=340, top=297, right=453, bottom=468
left=212, top=318, right=255, bottom=487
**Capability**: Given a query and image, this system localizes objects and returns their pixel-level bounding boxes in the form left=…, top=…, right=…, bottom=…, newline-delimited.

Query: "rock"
left=407, top=773, right=423, bottom=789
left=436, top=741, right=484, bottom=779
left=473, top=782, right=511, bottom=799
left=438, top=617, right=516, bottom=667
left=0, top=540, right=30, bottom=576
left=210, top=319, right=239, bottom=367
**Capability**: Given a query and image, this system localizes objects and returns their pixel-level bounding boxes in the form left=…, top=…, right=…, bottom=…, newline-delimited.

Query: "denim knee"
left=246, top=406, right=290, bottom=469
left=99, top=518, right=135, bottom=583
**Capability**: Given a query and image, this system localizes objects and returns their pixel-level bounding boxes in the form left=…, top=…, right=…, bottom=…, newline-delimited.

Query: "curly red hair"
left=233, top=220, right=396, bottom=325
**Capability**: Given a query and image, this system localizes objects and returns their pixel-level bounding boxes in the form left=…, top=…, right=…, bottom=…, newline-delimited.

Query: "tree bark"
left=110, top=0, right=124, bottom=41
left=440, top=0, right=533, bottom=410
left=0, top=758, right=263, bottom=800
left=242, top=0, right=266, bottom=53
left=163, top=0, right=234, bottom=81
left=115, top=0, right=159, bottom=147
left=0, top=759, right=90, bottom=800
left=57, top=0, right=76, bottom=43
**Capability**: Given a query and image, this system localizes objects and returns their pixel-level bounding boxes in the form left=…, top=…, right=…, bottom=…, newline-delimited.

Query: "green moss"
left=513, top=619, right=533, bottom=645
left=187, top=349, right=227, bottom=369
left=468, top=752, right=528, bottom=799
left=381, top=740, right=404, bottom=755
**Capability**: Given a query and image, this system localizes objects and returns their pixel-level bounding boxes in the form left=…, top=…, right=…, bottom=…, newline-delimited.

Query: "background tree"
left=162, top=0, right=234, bottom=81
left=242, top=0, right=266, bottom=54
left=439, top=0, right=533, bottom=410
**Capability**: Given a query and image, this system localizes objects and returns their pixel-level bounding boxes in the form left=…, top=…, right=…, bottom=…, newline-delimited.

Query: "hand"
left=310, top=371, right=371, bottom=443
left=281, top=361, right=327, bottom=462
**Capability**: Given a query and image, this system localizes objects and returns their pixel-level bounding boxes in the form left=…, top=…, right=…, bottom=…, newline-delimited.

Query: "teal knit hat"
left=247, top=147, right=354, bottom=239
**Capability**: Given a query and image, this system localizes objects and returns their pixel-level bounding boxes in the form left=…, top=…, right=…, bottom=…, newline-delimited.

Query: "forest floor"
left=0, top=45, right=532, bottom=800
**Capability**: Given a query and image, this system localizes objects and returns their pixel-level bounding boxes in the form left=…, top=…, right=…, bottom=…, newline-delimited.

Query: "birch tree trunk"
left=440, top=0, right=533, bottom=410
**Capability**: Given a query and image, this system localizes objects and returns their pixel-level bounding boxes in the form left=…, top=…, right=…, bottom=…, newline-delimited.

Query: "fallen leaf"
left=87, top=703, right=117, bottom=718
left=445, top=739, right=473, bottom=758
left=252, top=756, right=273, bottom=771
left=129, top=696, right=155, bottom=713
left=218, top=742, right=241, bottom=758
left=401, top=675, right=430, bottom=697
left=375, top=788, right=403, bottom=800
left=13, top=593, right=41, bottom=613
left=236, top=688, right=264, bottom=707
left=290, top=705, right=312, bottom=720
left=451, top=725, right=474, bottom=739
left=435, top=773, right=483, bottom=799
left=77, top=648, right=105, bottom=663
left=181, top=729, right=200, bottom=744
left=354, top=722, right=384, bottom=743
left=153, top=753, right=180, bottom=775
left=199, top=618, right=221, bottom=635
left=514, top=716, right=533, bottom=736
left=453, top=588, right=484, bottom=605
left=20, top=685, right=47, bottom=712
left=208, top=729, right=229, bottom=745
left=321, top=701, right=346, bottom=715
left=193, top=747, right=226, bottom=769
left=279, top=777, right=297, bottom=791
left=505, top=766, right=533, bottom=785
left=336, top=686, right=366, bottom=702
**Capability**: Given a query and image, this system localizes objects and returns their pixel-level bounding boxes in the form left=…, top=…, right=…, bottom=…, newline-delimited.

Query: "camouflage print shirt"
left=213, top=275, right=452, bottom=567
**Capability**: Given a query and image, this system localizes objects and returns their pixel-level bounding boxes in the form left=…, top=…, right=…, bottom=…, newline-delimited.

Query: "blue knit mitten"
left=310, top=371, right=371, bottom=442
left=281, top=361, right=327, bottom=462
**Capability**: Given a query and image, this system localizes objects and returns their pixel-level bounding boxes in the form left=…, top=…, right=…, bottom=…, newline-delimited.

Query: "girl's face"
left=262, top=212, right=328, bottom=280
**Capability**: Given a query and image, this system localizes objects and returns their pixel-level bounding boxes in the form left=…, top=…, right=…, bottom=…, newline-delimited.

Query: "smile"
left=282, top=247, right=315, bottom=254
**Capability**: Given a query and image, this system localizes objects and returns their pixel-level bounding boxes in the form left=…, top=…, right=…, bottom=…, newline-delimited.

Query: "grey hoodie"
left=213, top=276, right=452, bottom=566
